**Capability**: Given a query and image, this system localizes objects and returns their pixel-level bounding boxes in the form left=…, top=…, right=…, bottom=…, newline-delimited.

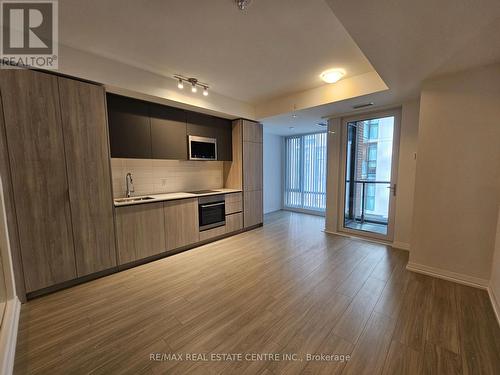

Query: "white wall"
left=393, top=100, right=420, bottom=250
left=263, top=132, right=283, bottom=214
left=325, top=118, right=341, bottom=232
left=58, top=45, right=255, bottom=120
left=410, top=64, right=500, bottom=284
left=490, top=205, right=500, bottom=323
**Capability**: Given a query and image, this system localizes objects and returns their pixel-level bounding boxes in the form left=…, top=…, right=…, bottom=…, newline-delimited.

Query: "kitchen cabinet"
left=242, top=121, right=263, bottom=228
left=214, top=116, right=232, bottom=161
left=199, top=225, right=226, bottom=241
left=225, top=192, right=243, bottom=214
left=225, top=212, right=243, bottom=234
left=107, top=94, right=152, bottom=158
left=186, top=111, right=215, bottom=138
left=0, top=70, right=77, bottom=292
left=223, top=119, right=263, bottom=229
left=107, top=95, right=232, bottom=161
left=58, top=78, right=117, bottom=277
left=150, top=103, right=188, bottom=160
left=115, top=202, right=166, bottom=264
left=242, top=120, right=263, bottom=228
left=242, top=119, right=263, bottom=143
left=244, top=190, right=263, bottom=228
left=164, top=198, right=199, bottom=250
left=0, top=91, right=26, bottom=300
left=243, top=141, right=263, bottom=191
left=186, top=111, right=232, bottom=161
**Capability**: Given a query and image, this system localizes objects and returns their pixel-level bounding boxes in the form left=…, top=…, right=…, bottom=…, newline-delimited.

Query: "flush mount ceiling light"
left=320, top=69, right=345, bottom=84
left=174, top=75, right=209, bottom=96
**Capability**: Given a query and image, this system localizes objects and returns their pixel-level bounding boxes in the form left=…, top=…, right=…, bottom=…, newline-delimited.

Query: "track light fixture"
left=235, top=0, right=252, bottom=10
left=174, top=75, right=209, bottom=96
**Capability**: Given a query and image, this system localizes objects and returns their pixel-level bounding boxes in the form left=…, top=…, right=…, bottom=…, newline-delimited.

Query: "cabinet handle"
left=200, top=202, right=225, bottom=208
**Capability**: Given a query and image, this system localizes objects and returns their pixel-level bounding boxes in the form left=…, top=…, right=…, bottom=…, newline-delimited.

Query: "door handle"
left=386, top=184, right=397, bottom=196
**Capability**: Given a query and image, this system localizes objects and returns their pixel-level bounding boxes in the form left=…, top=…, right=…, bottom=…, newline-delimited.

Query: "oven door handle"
left=200, top=202, right=225, bottom=208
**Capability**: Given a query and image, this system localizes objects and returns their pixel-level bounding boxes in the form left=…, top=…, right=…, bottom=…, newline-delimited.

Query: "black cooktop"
left=187, top=190, right=220, bottom=195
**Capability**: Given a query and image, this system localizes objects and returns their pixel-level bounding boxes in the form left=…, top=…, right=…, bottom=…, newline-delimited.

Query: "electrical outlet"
left=161, top=178, right=168, bottom=186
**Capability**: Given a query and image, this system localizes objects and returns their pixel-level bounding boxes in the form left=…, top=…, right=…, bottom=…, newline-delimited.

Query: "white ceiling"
left=264, top=0, right=500, bottom=135
left=58, top=0, right=375, bottom=103
left=58, top=0, right=500, bottom=136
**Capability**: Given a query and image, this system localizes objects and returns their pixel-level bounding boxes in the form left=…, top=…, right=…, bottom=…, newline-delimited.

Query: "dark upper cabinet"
left=186, top=111, right=232, bottom=161
left=107, top=94, right=152, bottom=158
left=214, top=117, right=232, bottom=161
left=186, top=111, right=216, bottom=138
left=150, top=104, right=187, bottom=160
left=107, top=94, right=231, bottom=161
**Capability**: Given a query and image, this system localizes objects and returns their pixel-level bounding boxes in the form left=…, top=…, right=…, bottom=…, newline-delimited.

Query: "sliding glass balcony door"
left=340, top=110, right=400, bottom=240
left=284, top=132, right=327, bottom=213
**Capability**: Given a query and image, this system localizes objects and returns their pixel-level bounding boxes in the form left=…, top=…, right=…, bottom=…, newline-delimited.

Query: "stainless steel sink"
left=115, top=196, right=155, bottom=203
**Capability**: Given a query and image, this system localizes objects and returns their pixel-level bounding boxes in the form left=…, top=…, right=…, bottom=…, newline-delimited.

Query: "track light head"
left=187, top=78, right=198, bottom=93
left=236, top=0, right=251, bottom=10
left=176, top=76, right=209, bottom=95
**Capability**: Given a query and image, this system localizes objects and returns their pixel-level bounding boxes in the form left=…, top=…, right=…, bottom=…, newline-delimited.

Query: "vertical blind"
left=285, top=132, right=327, bottom=212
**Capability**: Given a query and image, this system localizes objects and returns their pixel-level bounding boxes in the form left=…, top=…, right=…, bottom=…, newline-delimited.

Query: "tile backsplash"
left=111, top=158, right=224, bottom=198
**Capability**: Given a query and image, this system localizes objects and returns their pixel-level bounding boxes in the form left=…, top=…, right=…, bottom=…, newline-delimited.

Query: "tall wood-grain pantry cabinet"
left=224, top=119, right=263, bottom=228
left=0, top=69, right=116, bottom=293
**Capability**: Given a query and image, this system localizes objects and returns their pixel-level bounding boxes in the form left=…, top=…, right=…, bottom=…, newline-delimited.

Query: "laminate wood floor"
left=14, top=211, right=500, bottom=374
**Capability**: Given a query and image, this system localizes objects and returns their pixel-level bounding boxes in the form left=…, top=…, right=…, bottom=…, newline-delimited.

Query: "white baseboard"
left=391, top=241, right=410, bottom=251
left=0, top=297, right=21, bottom=375
left=406, top=261, right=489, bottom=289
left=324, top=229, right=409, bottom=251
left=487, top=287, right=500, bottom=328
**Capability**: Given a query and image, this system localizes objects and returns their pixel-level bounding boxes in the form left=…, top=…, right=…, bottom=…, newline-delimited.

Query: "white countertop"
left=114, top=188, right=242, bottom=207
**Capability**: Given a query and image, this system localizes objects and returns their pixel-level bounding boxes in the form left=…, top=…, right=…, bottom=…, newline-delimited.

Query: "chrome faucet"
left=126, top=172, right=135, bottom=197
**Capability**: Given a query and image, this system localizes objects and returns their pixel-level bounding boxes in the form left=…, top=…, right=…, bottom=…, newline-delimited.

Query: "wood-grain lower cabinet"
left=0, top=70, right=77, bottom=292
left=58, top=78, right=117, bottom=276
left=164, top=198, right=199, bottom=250
left=199, top=225, right=226, bottom=241
left=244, top=190, right=263, bottom=228
left=115, top=203, right=166, bottom=265
left=225, top=192, right=242, bottom=214
left=225, top=213, right=243, bottom=233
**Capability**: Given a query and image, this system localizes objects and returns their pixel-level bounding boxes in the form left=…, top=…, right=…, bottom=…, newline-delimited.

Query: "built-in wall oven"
left=189, top=135, right=217, bottom=160
left=198, top=195, right=225, bottom=231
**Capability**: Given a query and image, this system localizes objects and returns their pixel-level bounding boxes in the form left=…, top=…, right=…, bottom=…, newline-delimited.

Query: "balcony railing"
left=345, top=180, right=390, bottom=224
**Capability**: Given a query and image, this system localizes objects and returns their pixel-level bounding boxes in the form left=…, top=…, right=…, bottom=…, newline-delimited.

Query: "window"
left=285, top=132, right=327, bottom=212
left=367, top=144, right=377, bottom=180
left=366, top=183, right=376, bottom=211
left=363, top=120, right=379, bottom=140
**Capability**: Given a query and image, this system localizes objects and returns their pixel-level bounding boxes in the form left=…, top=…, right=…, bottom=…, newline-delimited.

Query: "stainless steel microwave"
left=188, top=135, right=217, bottom=160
